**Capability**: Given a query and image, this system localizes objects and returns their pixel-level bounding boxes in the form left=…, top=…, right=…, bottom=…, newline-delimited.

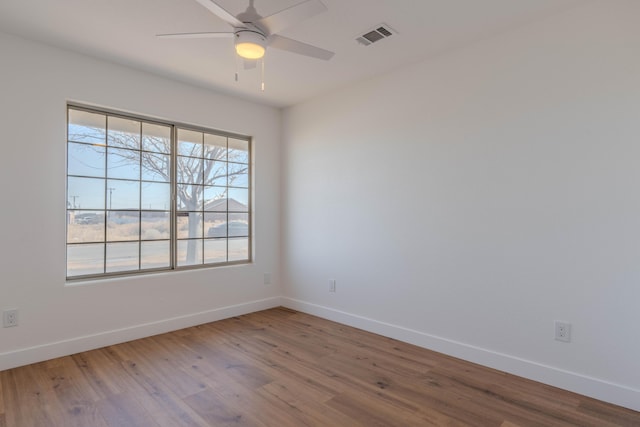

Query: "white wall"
left=0, top=32, right=282, bottom=369
left=282, top=0, right=640, bottom=411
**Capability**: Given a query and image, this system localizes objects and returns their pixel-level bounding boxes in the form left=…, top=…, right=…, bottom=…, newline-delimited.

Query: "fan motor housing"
left=235, top=30, right=267, bottom=59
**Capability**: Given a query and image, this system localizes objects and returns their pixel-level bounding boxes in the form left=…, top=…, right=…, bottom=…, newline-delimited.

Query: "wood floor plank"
left=2, top=308, right=639, bottom=427
left=183, top=388, right=263, bottom=427
left=256, top=382, right=363, bottom=426
left=71, top=350, right=128, bottom=398
left=115, top=357, right=211, bottom=427
left=115, top=339, right=210, bottom=399
left=248, top=345, right=351, bottom=398
left=1, top=365, right=66, bottom=427
left=45, top=357, right=109, bottom=427
left=439, top=370, right=611, bottom=427
left=96, top=392, right=160, bottom=427
left=326, top=389, right=434, bottom=427
left=578, top=398, right=640, bottom=426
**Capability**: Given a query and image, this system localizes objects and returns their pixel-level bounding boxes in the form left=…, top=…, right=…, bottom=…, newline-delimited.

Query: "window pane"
left=177, top=184, right=203, bottom=211
left=68, top=142, right=105, bottom=178
left=228, top=237, right=249, bottom=261
left=107, top=147, right=140, bottom=180
left=205, top=214, right=231, bottom=238
left=141, top=212, right=170, bottom=240
left=68, top=211, right=105, bottom=243
left=206, top=219, right=249, bottom=239
left=205, top=239, right=227, bottom=264
left=177, top=212, right=203, bottom=239
left=206, top=222, right=227, bottom=238
left=204, top=160, right=227, bottom=185
left=106, top=242, right=139, bottom=273
left=228, top=188, right=249, bottom=210
left=141, top=241, right=170, bottom=269
left=68, top=109, right=105, bottom=144
left=67, top=244, right=104, bottom=277
left=204, top=212, right=226, bottom=236
left=107, top=180, right=140, bottom=210
left=204, top=187, right=227, bottom=210
left=68, top=177, right=105, bottom=210
left=228, top=213, right=249, bottom=237
left=107, top=211, right=140, bottom=242
left=228, top=138, right=249, bottom=163
left=142, top=182, right=170, bottom=210
left=178, top=129, right=202, bottom=157
left=142, top=123, right=171, bottom=154
left=108, top=116, right=140, bottom=150
left=204, top=133, right=227, bottom=160
left=177, top=239, right=203, bottom=266
left=177, top=156, right=204, bottom=184
left=228, top=163, right=248, bottom=188
left=141, top=153, right=170, bottom=182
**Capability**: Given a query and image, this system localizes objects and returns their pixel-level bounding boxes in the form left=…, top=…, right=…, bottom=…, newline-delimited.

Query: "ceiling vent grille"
left=356, top=24, right=396, bottom=46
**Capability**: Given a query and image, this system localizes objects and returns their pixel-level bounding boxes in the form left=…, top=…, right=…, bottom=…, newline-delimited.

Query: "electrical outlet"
left=555, top=321, right=571, bottom=343
left=3, top=309, right=18, bottom=328
left=329, top=279, right=336, bottom=292
left=264, top=273, right=271, bottom=285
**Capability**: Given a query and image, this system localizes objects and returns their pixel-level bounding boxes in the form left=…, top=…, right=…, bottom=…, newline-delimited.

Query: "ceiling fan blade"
left=157, top=32, right=234, bottom=39
left=192, top=0, right=244, bottom=28
left=257, top=0, right=327, bottom=35
left=244, top=59, right=258, bottom=69
left=269, top=34, right=334, bottom=60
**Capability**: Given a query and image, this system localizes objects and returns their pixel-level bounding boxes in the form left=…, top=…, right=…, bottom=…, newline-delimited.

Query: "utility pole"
left=108, top=187, right=116, bottom=210
left=70, top=195, right=79, bottom=209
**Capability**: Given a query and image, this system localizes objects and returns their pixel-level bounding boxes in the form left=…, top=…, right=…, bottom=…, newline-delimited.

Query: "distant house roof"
left=204, top=198, right=248, bottom=212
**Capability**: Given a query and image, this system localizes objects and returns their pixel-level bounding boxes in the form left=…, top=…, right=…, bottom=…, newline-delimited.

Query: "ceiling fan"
left=158, top=0, right=334, bottom=65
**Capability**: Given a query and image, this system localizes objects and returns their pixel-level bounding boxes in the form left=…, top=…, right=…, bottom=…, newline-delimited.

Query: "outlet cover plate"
left=3, top=309, right=18, bottom=328
left=555, top=321, right=571, bottom=343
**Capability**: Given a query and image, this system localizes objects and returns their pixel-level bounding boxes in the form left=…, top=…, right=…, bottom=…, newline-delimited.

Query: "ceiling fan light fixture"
left=235, top=31, right=266, bottom=59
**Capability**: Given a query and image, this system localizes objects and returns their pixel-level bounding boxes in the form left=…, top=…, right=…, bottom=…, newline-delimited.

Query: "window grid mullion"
left=138, top=121, right=143, bottom=271
left=103, top=114, right=108, bottom=275
left=170, top=125, right=178, bottom=270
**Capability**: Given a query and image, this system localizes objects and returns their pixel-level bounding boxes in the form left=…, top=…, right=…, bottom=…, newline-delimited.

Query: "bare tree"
left=120, top=133, right=246, bottom=263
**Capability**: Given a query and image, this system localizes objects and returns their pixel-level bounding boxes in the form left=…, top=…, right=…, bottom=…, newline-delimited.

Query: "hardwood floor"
left=1, top=307, right=638, bottom=426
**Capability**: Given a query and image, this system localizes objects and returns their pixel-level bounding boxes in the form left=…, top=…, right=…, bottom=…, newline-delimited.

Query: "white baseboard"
left=0, top=297, right=282, bottom=372
left=281, top=297, right=640, bottom=413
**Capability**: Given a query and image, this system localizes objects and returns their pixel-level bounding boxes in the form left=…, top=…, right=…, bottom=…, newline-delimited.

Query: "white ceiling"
left=0, top=0, right=588, bottom=108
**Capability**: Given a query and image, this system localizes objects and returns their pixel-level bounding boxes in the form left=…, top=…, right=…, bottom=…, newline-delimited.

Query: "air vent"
left=356, top=24, right=396, bottom=46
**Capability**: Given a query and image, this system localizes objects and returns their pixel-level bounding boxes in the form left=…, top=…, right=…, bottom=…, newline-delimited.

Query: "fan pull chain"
left=235, top=54, right=239, bottom=82
left=261, top=57, right=265, bottom=91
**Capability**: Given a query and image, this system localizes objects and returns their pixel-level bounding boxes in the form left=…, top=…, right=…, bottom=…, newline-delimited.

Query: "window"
left=66, top=105, right=251, bottom=279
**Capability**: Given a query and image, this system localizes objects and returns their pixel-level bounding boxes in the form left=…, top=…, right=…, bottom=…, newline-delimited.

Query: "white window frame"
left=66, top=104, right=252, bottom=280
